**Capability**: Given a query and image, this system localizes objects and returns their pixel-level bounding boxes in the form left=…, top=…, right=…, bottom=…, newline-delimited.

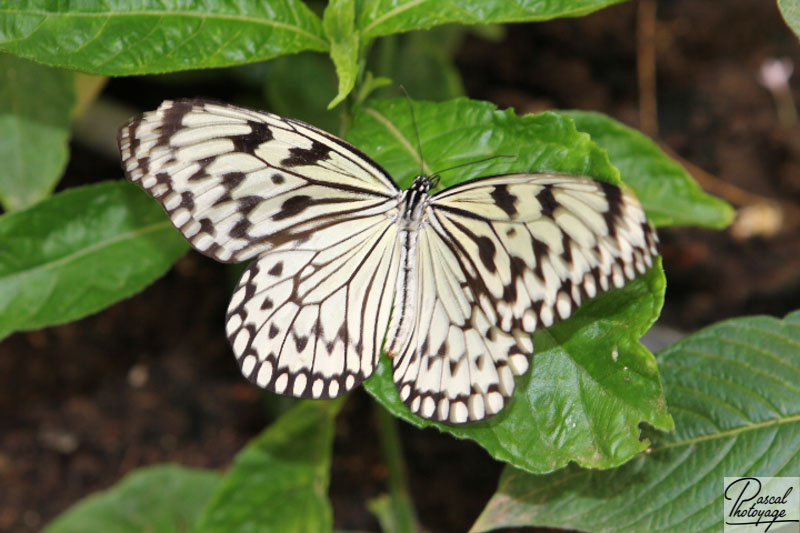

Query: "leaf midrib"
left=649, top=411, right=800, bottom=452
left=363, top=107, right=433, bottom=176
left=360, top=0, right=429, bottom=37
left=0, top=219, right=175, bottom=283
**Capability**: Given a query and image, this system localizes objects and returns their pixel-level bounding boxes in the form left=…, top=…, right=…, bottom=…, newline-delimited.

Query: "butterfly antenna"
left=400, top=86, right=427, bottom=177
left=434, top=154, right=516, bottom=176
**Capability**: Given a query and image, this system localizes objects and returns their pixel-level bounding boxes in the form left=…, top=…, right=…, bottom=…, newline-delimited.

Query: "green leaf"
left=194, top=399, right=344, bottom=533
left=0, top=53, right=73, bottom=211
left=351, top=98, right=671, bottom=473
left=779, top=0, right=800, bottom=38
left=324, top=0, right=361, bottom=109
left=471, top=310, right=800, bottom=533
left=565, top=110, right=735, bottom=229
left=0, top=181, right=188, bottom=341
left=348, top=98, right=623, bottom=188
left=0, top=0, right=327, bottom=75
left=356, top=0, right=630, bottom=40
left=43, top=465, right=220, bottom=533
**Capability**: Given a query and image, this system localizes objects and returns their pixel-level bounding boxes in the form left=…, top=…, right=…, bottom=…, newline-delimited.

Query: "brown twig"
left=659, top=143, right=785, bottom=239
left=637, top=0, right=658, bottom=137
left=658, top=143, right=771, bottom=206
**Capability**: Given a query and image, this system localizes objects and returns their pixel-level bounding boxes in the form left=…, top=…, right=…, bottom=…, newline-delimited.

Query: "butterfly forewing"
left=430, top=173, right=658, bottom=337
left=119, top=99, right=659, bottom=425
left=118, top=99, right=399, bottom=263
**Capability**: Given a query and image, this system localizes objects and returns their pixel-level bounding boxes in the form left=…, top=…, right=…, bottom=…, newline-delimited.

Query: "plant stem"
left=375, top=406, right=419, bottom=533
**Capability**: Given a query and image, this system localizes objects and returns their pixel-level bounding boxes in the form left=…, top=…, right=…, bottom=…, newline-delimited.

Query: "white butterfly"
left=118, top=99, right=658, bottom=424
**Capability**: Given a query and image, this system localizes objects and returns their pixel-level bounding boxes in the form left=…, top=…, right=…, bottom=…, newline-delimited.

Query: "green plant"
left=1, top=1, right=796, bottom=532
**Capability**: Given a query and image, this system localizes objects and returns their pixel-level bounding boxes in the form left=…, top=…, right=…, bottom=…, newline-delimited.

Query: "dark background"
left=2, top=1, right=799, bottom=531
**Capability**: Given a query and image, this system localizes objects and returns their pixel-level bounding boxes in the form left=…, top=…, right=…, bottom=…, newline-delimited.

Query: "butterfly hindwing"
left=388, top=224, right=532, bottom=424
left=226, top=214, right=401, bottom=398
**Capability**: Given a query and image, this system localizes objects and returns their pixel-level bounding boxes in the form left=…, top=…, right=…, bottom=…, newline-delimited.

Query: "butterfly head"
left=410, top=174, right=440, bottom=194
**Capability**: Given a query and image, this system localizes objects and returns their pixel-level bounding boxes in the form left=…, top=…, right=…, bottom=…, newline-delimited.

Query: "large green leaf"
left=565, top=111, right=735, bottom=229
left=43, top=465, right=220, bottom=533
left=0, top=53, right=73, bottom=211
left=779, top=0, right=800, bottom=38
left=350, top=98, right=672, bottom=473
left=193, top=399, right=344, bottom=533
left=472, top=310, right=800, bottom=533
left=0, top=0, right=327, bottom=75
left=356, top=0, right=630, bottom=40
left=0, top=181, right=188, bottom=341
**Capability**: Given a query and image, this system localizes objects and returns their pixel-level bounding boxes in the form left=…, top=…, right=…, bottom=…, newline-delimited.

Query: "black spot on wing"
left=491, top=184, right=519, bottom=217
left=155, top=172, right=170, bottom=186
left=536, top=185, right=558, bottom=218
left=231, top=121, right=273, bottom=152
left=272, top=194, right=354, bottom=221
left=198, top=218, right=215, bottom=236
left=224, top=171, right=246, bottom=189
left=158, top=100, right=193, bottom=146
left=294, top=335, right=309, bottom=352
left=448, top=218, right=498, bottom=273
left=476, top=236, right=497, bottom=273
left=187, top=157, right=216, bottom=182
left=230, top=218, right=250, bottom=238
left=281, top=140, right=332, bottom=167
left=137, top=156, right=151, bottom=175
left=268, top=262, right=283, bottom=276
left=530, top=237, right=549, bottom=279
left=180, top=191, right=195, bottom=210
left=126, top=123, right=141, bottom=155
left=273, top=195, right=313, bottom=221
left=212, top=172, right=247, bottom=206
left=599, top=181, right=623, bottom=238
left=502, top=280, right=518, bottom=305
left=238, top=196, right=263, bottom=215
left=561, top=232, right=573, bottom=263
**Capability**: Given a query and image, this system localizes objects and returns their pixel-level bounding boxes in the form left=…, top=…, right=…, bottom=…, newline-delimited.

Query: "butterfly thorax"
left=398, top=175, right=436, bottom=230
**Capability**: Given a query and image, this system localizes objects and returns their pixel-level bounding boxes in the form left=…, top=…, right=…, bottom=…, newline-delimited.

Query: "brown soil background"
left=2, top=1, right=799, bottom=532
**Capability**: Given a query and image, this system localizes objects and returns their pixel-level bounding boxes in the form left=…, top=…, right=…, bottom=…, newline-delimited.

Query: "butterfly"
left=118, top=99, right=658, bottom=424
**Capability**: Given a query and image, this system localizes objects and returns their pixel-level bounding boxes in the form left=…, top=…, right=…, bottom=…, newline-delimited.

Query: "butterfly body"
left=119, top=99, right=658, bottom=425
